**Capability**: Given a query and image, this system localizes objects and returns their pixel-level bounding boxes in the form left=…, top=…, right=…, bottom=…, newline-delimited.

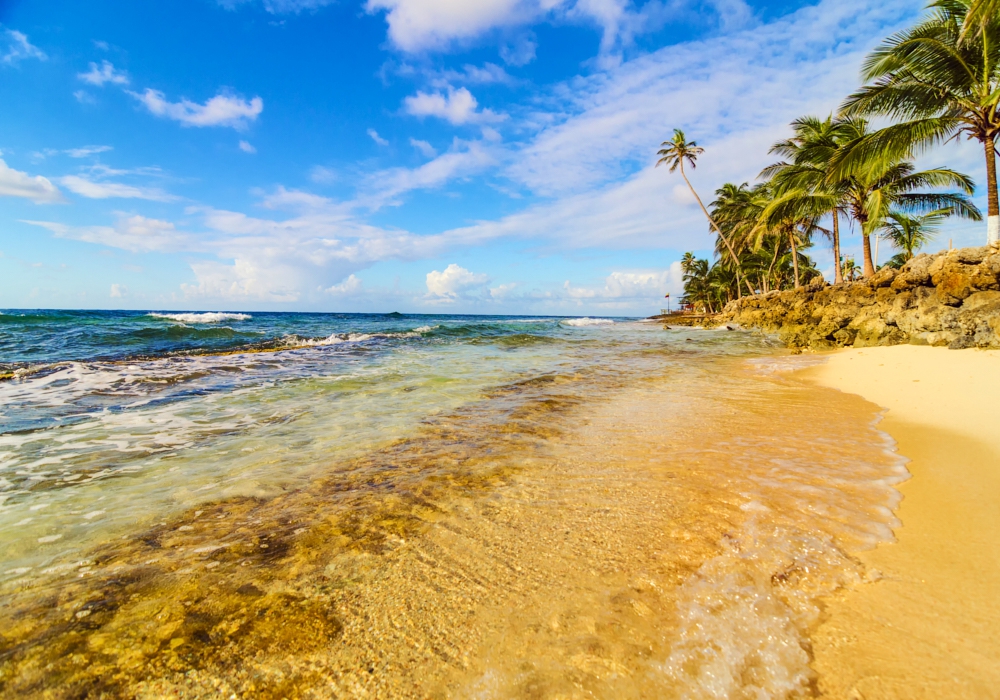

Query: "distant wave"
left=561, top=318, right=615, bottom=327
left=148, top=312, right=252, bottom=324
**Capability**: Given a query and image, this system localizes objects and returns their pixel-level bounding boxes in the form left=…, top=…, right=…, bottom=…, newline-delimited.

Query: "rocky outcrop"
left=649, top=313, right=721, bottom=327
left=720, top=245, right=1000, bottom=350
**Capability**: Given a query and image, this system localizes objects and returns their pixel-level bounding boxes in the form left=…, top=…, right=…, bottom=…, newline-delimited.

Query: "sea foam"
left=561, top=317, right=615, bottom=327
left=148, top=312, right=252, bottom=324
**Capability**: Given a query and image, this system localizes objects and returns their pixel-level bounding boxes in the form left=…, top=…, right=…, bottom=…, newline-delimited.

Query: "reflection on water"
left=0, top=315, right=905, bottom=698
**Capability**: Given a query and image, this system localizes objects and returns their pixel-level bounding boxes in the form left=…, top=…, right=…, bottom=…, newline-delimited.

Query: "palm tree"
left=763, top=115, right=853, bottom=284
left=713, top=181, right=822, bottom=290
left=798, top=118, right=981, bottom=277
left=680, top=254, right=715, bottom=312
left=657, top=130, right=754, bottom=296
left=842, top=256, right=861, bottom=281
left=839, top=0, right=1000, bottom=244
left=879, top=209, right=950, bottom=262
left=961, top=0, right=998, bottom=40
left=711, top=183, right=769, bottom=292
left=758, top=201, right=824, bottom=289
left=680, top=251, right=699, bottom=276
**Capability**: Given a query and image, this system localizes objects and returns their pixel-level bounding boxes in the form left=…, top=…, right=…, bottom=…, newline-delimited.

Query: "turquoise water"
left=0, top=309, right=911, bottom=698
left=0, top=310, right=665, bottom=575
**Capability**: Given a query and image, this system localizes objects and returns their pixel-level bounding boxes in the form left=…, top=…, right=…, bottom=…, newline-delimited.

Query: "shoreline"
left=798, top=346, right=1000, bottom=698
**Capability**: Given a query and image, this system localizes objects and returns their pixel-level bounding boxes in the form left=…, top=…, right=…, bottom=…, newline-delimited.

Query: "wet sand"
left=802, top=346, right=1000, bottom=698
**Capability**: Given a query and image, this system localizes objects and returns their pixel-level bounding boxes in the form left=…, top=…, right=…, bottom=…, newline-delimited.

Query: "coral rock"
left=719, top=246, right=1000, bottom=350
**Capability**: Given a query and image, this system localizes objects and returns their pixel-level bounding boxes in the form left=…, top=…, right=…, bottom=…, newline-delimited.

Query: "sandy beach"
left=802, top=346, right=1000, bottom=698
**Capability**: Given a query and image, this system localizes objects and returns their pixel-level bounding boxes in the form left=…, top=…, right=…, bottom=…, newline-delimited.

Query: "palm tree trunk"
left=679, top=165, right=755, bottom=297
left=862, top=234, right=875, bottom=278
left=984, top=136, right=999, bottom=245
left=832, top=209, right=843, bottom=284
left=766, top=242, right=780, bottom=290
left=789, top=230, right=801, bottom=288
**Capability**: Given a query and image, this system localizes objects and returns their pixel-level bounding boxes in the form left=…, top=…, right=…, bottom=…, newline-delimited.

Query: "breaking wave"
left=147, top=312, right=252, bottom=324
left=561, top=317, right=615, bottom=327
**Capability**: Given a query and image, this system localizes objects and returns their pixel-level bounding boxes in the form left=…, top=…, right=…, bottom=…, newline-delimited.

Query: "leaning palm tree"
left=839, top=0, right=1000, bottom=244
left=657, top=130, right=754, bottom=296
left=879, top=209, right=950, bottom=262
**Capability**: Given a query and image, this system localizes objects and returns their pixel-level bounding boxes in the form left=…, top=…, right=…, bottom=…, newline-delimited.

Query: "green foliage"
left=839, top=0, right=1000, bottom=225
left=879, top=209, right=950, bottom=260
left=656, top=129, right=704, bottom=173
left=664, top=0, right=993, bottom=301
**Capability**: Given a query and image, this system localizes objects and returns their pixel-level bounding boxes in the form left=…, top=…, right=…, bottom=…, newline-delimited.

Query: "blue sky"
left=0, top=0, right=985, bottom=314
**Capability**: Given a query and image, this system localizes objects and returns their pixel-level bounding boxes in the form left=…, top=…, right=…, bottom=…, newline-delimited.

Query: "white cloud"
left=239, top=140, right=257, bottom=153
left=165, top=195, right=474, bottom=302
left=77, top=60, right=129, bottom=86
left=409, top=138, right=437, bottom=158
left=110, top=283, right=128, bottom=298
left=182, top=259, right=303, bottom=303
left=671, top=184, right=696, bottom=205
left=66, top=145, right=113, bottom=158
left=324, top=274, right=363, bottom=295
left=490, top=282, right=517, bottom=299
left=30, top=145, right=113, bottom=161
left=0, top=159, right=62, bottom=203
left=360, top=139, right=496, bottom=208
left=426, top=263, right=490, bottom=300
left=503, top=1, right=885, bottom=195
left=432, top=62, right=514, bottom=87
left=74, top=90, right=96, bottom=104
left=24, top=215, right=189, bottom=253
left=218, top=0, right=337, bottom=12
left=563, top=266, right=681, bottom=305
left=367, top=128, right=389, bottom=146
left=365, top=0, right=668, bottom=56
left=257, top=185, right=339, bottom=211
left=366, top=0, right=529, bottom=52
left=709, top=0, right=755, bottom=31
left=130, top=88, right=263, bottom=129
left=1, top=28, right=45, bottom=65
left=460, top=0, right=922, bottom=260
left=310, top=165, right=337, bottom=184
left=404, top=87, right=504, bottom=125
left=500, top=36, right=537, bottom=66
left=58, top=175, right=175, bottom=202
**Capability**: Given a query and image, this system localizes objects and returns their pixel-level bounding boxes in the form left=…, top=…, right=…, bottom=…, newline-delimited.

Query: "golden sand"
left=802, top=346, right=1000, bottom=699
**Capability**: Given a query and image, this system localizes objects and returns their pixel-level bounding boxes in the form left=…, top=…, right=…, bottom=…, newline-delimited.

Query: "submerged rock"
left=720, top=245, right=1000, bottom=350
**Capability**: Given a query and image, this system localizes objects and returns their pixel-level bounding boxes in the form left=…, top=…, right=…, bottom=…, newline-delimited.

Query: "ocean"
left=0, top=310, right=906, bottom=698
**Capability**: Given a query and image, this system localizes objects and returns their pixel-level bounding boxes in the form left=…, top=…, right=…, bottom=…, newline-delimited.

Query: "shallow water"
left=0, top=310, right=905, bottom=698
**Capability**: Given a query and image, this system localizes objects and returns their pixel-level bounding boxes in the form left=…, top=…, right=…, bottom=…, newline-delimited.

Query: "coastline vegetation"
left=669, top=0, right=996, bottom=313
